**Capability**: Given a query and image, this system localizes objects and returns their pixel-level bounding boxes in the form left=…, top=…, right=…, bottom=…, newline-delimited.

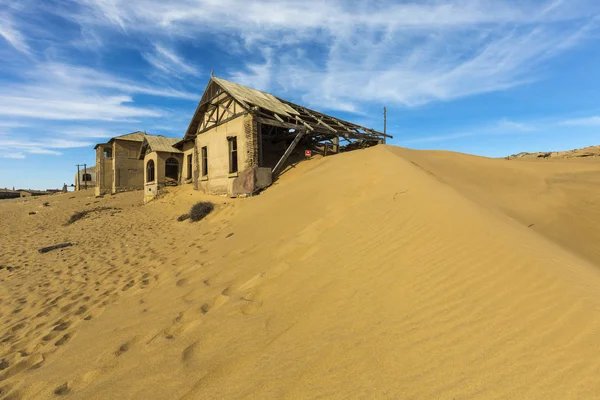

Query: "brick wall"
left=243, top=114, right=259, bottom=169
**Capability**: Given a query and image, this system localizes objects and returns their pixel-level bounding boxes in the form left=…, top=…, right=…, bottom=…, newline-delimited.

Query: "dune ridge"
left=2, top=145, right=600, bottom=399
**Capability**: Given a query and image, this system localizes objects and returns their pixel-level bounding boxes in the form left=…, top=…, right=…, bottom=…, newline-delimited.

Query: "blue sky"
left=1, top=0, right=600, bottom=189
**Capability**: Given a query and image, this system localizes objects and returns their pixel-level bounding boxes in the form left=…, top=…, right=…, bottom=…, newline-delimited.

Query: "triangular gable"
left=183, top=78, right=250, bottom=140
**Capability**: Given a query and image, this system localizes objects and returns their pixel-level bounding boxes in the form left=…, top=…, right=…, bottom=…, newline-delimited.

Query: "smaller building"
left=94, top=132, right=148, bottom=196
left=74, top=166, right=96, bottom=191
left=138, top=136, right=183, bottom=202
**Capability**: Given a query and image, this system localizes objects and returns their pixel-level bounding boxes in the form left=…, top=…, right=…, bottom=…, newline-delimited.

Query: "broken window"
left=187, top=154, right=193, bottom=179
left=103, top=147, right=112, bottom=158
left=146, top=159, right=155, bottom=182
left=82, top=173, right=92, bottom=182
left=228, top=136, right=238, bottom=174
left=201, top=146, right=208, bottom=177
left=165, top=157, right=179, bottom=182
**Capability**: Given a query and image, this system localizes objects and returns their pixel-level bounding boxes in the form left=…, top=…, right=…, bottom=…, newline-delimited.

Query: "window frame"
left=201, top=146, right=208, bottom=177
left=228, top=136, right=238, bottom=174
left=187, top=154, right=193, bottom=179
left=165, top=157, right=179, bottom=181
left=146, top=159, right=155, bottom=183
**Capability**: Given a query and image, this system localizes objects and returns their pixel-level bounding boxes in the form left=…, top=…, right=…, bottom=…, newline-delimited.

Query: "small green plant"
left=189, top=201, right=214, bottom=222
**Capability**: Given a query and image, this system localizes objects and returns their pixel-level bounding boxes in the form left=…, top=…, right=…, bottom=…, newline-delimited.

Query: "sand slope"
left=391, top=147, right=600, bottom=266
left=2, top=145, right=600, bottom=399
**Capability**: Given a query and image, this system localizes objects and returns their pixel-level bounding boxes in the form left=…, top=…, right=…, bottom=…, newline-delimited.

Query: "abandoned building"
left=90, top=78, right=391, bottom=202
left=74, top=166, right=96, bottom=191
left=138, top=135, right=182, bottom=202
left=159, top=77, right=392, bottom=198
left=94, top=131, right=146, bottom=196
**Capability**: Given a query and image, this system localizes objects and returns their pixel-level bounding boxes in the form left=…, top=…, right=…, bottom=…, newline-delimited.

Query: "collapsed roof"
left=181, top=77, right=392, bottom=143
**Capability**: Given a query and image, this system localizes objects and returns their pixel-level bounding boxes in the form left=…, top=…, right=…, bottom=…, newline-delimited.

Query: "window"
left=201, top=146, right=208, bottom=176
left=103, top=147, right=112, bottom=158
left=146, top=159, right=155, bottom=182
left=82, top=173, right=92, bottom=182
left=228, top=136, right=238, bottom=173
left=165, top=157, right=179, bottom=181
left=187, top=154, right=193, bottom=179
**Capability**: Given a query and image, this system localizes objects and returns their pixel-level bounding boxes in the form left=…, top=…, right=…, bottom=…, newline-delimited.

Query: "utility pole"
left=383, top=106, right=387, bottom=145
left=76, top=164, right=81, bottom=191
left=84, top=163, right=87, bottom=190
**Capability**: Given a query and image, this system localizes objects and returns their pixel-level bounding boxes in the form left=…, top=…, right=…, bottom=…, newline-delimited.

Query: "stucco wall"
left=143, top=151, right=183, bottom=202
left=112, top=140, right=144, bottom=193
left=74, top=167, right=96, bottom=191
left=143, top=152, right=158, bottom=202
left=195, top=114, right=254, bottom=194
left=157, top=152, right=183, bottom=184
left=95, top=145, right=113, bottom=196
left=180, top=140, right=195, bottom=185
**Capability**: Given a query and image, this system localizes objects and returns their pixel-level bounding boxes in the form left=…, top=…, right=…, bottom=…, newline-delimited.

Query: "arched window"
left=165, top=157, right=179, bottom=181
left=82, top=173, right=92, bottom=182
left=146, top=159, right=155, bottom=182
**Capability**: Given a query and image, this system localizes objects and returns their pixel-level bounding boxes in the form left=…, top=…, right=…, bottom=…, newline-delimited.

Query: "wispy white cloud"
left=402, top=117, right=540, bottom=144
left=58, top=128, right=117, bottom=138
left=229, top=48, right=273, bottom=91
left=143, top=43, right=199, bottom=77
left=497, top=118, right=537, bottom=132
left=0, top=11, right=31, bottom=55
left=403, top=131, right=479, bottom=145
left=0, top=152, right=26, bottom=159
left=0, top=137, right=95, bottom=158
left=0, top=62, right=199, bottom=121
left=55, top=0, right=600, bottom=112
left=559, top=116, right=600, bottom=126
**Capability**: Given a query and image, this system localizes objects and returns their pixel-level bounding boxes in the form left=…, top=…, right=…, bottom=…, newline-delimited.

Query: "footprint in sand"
left=176, top=278, right=188, bottom=287
left=181, top=342, right=200, bottom=369
left=114, top=337, right=136, bottom=357
left=240, top=293, right=263, bottom=315
left=54, top=382, right=71, bottom=396
left=55, top=333, right=71, bottom=346
left=121, top=279, right=135, bottom=291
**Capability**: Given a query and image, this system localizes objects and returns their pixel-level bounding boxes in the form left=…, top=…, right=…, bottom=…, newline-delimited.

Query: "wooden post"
left=272, top=130, right=305, bottom=177
left=333, top=136, right=339, bottom=153
left=258, top=123, right=263, bottom=167
left=383, top=107, right=387, bottom=145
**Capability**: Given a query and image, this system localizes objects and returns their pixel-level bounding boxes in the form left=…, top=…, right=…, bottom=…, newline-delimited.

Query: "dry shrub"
left=177, top=213, right=190, bottom=222
left=189, top=202, right=214, bottom=222
left=67, top=207, right=119, bottom=224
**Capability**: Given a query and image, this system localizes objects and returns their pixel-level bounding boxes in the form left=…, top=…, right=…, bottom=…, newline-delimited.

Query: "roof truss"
left=183, top=77, right=392, bottom=142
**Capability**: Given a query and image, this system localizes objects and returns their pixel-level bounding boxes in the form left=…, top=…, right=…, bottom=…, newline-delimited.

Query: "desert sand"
left=2, top=144, right=600, bottom=399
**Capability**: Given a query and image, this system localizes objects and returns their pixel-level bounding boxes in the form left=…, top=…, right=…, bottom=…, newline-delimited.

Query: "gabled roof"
left=114, top=131, right=146, bottom=142
left=182, top=77, right=392, bottom=142
left=212, top=77, right=298, bottom=117
left=94, top=131, right=147, bottom=149
left=138, top=135, right=182, bottom=159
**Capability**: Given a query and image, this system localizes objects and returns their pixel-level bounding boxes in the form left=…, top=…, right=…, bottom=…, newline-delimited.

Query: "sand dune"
left=2, top=145, right=600, bottom=399
left=506, top=144, right=600, bottom=160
